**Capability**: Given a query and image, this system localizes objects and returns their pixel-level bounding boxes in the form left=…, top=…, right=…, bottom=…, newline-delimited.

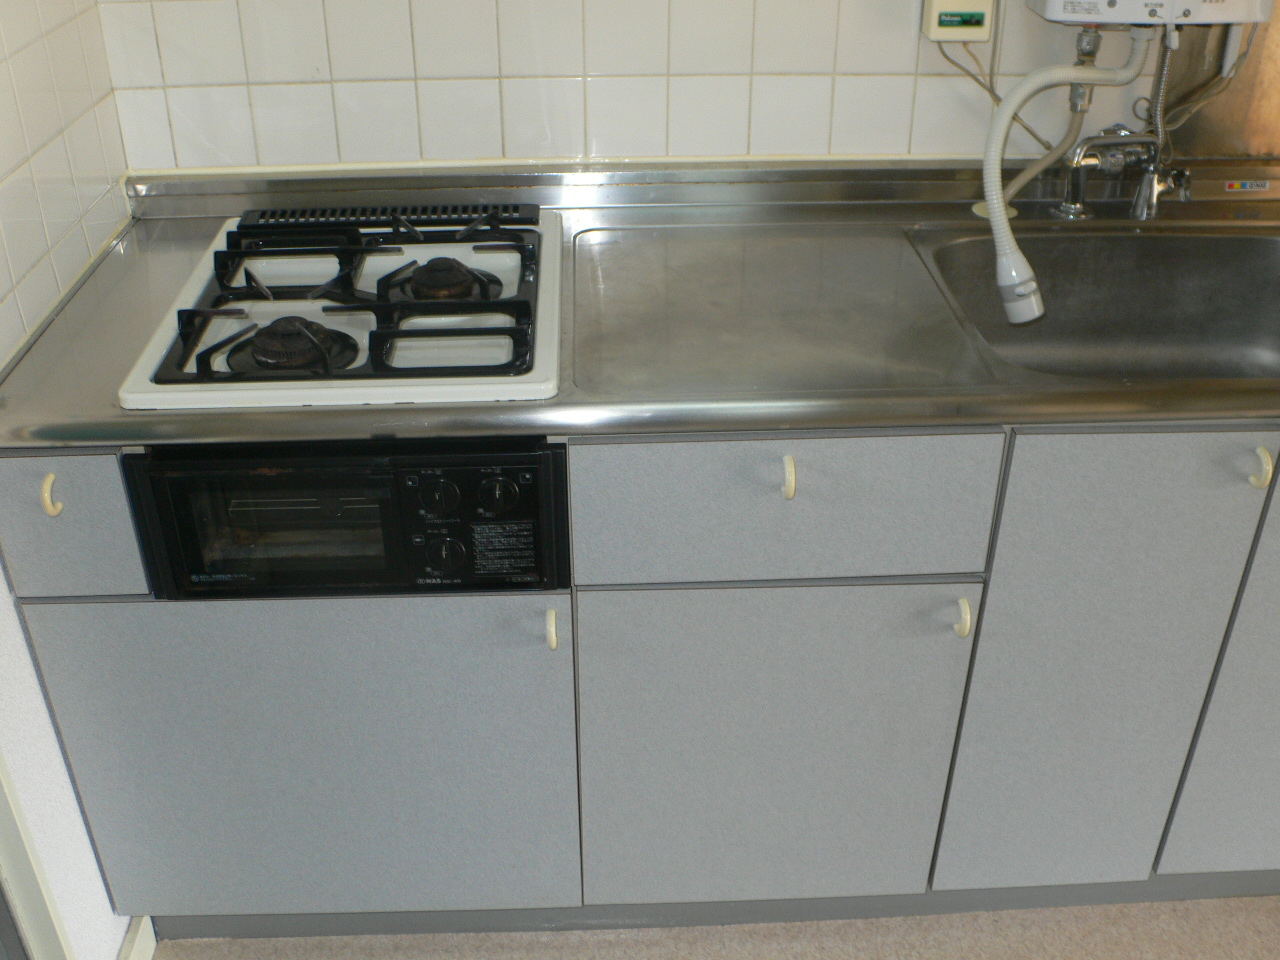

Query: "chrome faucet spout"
left=1131, top=165, right=1191, bottom=221
left=1052, top=126, right=1160, bottom=221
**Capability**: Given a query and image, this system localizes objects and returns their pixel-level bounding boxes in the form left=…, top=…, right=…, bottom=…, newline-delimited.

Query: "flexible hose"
left=1151, top=32, right=1173, bottom=162
left=1003, top=109, right=1087, bottom=203
left=983, top=27, right=1155, bottom=323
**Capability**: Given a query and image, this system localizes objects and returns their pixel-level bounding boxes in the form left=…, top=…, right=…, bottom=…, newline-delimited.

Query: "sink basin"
left=914, top=229, right=1280, bottom=380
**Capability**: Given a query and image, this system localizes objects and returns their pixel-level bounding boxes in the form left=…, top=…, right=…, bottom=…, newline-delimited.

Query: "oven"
left=124, top=439, right=570, bottom=599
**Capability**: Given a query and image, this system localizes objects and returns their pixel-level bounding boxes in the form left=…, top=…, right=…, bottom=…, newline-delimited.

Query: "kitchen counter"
left=6, top=164, right=1280, bottom=447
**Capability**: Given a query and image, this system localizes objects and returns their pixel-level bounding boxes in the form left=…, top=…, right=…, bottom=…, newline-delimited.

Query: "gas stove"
left=119, top=204, right=561, bottom=410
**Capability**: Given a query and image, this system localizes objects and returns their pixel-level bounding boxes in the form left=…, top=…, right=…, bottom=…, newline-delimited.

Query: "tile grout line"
left=323, top=0, right=342, bottom=163
left=580, top=0, right=587, bottom=159
left=746, top=0, right=756, bottom=155
left=494, top=0, right=507, bottom=161
left=827, top=0, right=841, bottom=154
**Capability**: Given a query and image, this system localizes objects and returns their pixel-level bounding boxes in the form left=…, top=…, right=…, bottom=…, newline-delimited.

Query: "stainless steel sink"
left=912, top=227, right=1280, bottom=380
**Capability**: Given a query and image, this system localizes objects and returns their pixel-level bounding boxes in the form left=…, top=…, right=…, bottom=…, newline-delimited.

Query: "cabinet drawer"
left=0, top=455, right=149, bottom=597
left=569, top=433, right=1004, bottom=585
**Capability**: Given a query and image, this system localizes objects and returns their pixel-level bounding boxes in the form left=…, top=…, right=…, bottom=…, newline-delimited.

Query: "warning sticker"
left=473, top=522, right=538, bottom=577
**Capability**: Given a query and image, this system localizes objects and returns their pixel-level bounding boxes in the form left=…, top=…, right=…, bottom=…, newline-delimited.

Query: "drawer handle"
left=954, top=597, right=973, bottom=639
left=782, top=455, right=797, bottom=500
left=1250, top=447, right=1274, bottom=490
left=546, top=609, right=559, bottom=651
left=40, top=473, right=63, bottom=517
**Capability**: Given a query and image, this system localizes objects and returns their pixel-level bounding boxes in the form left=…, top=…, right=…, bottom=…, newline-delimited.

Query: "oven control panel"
left=125, top=439, right=569, bottom=599
left=396, top=461, right=550, bottom=588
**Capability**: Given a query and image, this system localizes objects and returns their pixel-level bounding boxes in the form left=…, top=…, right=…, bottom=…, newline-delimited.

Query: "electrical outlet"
left=922, top=0, right=995, bottom=41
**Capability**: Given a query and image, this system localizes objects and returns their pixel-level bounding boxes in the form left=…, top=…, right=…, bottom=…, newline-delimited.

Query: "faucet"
left=1051, top=124, right=1189, bottom=221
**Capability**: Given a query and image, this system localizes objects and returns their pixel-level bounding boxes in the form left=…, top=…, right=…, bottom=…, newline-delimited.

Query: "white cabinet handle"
left=40, top=473, right=63, bottom=517
left=782, top=455, right=797, bottom=500
left=1250, top=447, right=1274, bottom=490
left=954, top=597, right=973, bottom=639
left=546, top=609, right=559, bottom=651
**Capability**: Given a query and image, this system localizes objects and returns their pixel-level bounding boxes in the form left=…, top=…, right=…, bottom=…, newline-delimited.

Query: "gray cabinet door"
left=0, top=455, right=148, bottom=597
left=577, top=582, right=978, bottom=904
left=569, top=433, right=1005, bottom=585
left=1161, top=490, right=1280, bottom=874
left=23, top=594, right=580, bottom=917
left=933, top=430, right=1278, bottom=891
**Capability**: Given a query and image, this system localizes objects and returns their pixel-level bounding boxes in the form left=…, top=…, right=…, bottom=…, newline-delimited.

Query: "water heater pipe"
left=983, top=26, right=1156, bottom=323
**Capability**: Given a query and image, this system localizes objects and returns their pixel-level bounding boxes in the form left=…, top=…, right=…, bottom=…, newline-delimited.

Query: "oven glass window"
left=186, top=478, right=391, bottom=576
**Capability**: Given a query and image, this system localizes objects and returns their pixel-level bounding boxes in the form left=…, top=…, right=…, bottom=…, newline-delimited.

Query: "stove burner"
left=227, top=316, right=359, bottom=373
left=408, top=257, right=500, bottom=300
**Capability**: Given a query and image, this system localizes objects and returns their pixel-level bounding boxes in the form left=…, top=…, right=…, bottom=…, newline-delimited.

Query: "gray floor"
left=0, top=885, right=27, bottom=960
left=156, top=895, right=1280, bottom=960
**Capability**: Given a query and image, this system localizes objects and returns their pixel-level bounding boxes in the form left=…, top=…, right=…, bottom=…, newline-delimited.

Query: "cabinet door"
left=23, top=594, right=579, bottom=917
left=577, top=582, right=978, bottom=904
left=569, top=433, right=1004, bottom=585
left=1161, top=490, right=1280, bottom=874
left=0, top=455, right=148, bottom=597
left=933, top=431, right=1277, bottom=891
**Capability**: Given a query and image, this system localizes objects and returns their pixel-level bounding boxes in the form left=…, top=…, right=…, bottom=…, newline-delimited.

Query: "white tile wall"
left=412, top=0, right=499, bottom=78
left=750, top=75, right=833, bottom=155
left=584, top=0, right=667, bottom=76
left=336, top=80, right=420, bottom=162
left=0, top=0, right=129, bottom=367
left=753, top=0, right=839, bottom=75
left=153, top=0, right=247, bottom=86
left=668, top=74, right=750, bottom=155
left=326, top=0, right=415, bottom=81
left=240, top=0, right=330, bottom=83
left=501, top=76, right=583, bottom=157
left=831, top=75, right=916, bottom=155
left=96, top=0, right=1164, bottom=168
left=670, top=0, right=753, bottom=74
left=420, top=77, right=503, bottom=159
left=587, top=75, right=666, bottom=156
left=167, top=84, right=256, bottom=166
left=497, top=0, right=583, bottom=77
left=250, top=83, right=338, bottom=165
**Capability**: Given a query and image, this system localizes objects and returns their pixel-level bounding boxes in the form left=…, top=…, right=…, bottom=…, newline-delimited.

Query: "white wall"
left=0, top=572, right=130, bottom=960
left=0, top=0, right=131, bottom=368
left=0, top=8, right=132, bottom=954
left=99, top=0, right=1156, bottom=170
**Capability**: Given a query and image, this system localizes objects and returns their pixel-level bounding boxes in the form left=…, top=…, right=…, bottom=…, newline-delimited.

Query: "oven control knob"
left=425, top=537, right=466, bottom=574
left=420, top=479, right=461, bottom=516
left=478, top=478, right=519, bottom=515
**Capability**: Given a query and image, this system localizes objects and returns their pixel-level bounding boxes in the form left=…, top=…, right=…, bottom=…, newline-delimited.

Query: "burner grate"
left=240, top=204, right=539, bottom=228
left=152, top=214, right=542, bottom=386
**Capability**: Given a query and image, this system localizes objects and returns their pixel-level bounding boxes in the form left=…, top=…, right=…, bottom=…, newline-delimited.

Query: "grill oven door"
left=128, top=459, right=408, bottom=598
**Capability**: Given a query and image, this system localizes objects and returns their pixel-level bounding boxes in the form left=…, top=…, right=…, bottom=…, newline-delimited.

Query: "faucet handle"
left=1167, top=167, right=1191, bottom=202
left=1101, top=123, right=1137, bottom=137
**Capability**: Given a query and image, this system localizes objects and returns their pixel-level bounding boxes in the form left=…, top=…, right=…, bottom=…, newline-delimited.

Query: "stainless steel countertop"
left=6, top=164, right=1280, bottom=448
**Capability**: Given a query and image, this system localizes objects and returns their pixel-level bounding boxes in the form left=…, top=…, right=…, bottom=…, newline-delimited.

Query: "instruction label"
left=473, top=521, right=538, bottom=577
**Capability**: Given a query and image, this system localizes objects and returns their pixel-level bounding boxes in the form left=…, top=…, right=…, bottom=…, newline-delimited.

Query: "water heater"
left=1028, top=0, right=1272, bottom=24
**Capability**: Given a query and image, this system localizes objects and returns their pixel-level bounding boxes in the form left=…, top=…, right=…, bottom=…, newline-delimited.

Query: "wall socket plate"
left=922, top=0, right=995, bottom=41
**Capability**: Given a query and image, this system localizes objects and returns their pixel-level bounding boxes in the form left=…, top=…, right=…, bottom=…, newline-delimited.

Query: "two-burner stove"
left=119, top=204, right=561, bottom=410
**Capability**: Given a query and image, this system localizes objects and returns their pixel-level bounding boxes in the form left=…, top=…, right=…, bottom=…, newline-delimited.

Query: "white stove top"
left=118, top=211, right=561, bottom=411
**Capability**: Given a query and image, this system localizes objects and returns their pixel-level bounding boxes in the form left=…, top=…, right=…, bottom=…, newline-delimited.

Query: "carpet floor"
left=156, top=895, right=1280, bottom=960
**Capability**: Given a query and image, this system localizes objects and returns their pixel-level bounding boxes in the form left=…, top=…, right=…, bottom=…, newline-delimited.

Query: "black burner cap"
left=250, top=316, right=338, bottom=368
left=410, top=258, right=475, bottom=299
